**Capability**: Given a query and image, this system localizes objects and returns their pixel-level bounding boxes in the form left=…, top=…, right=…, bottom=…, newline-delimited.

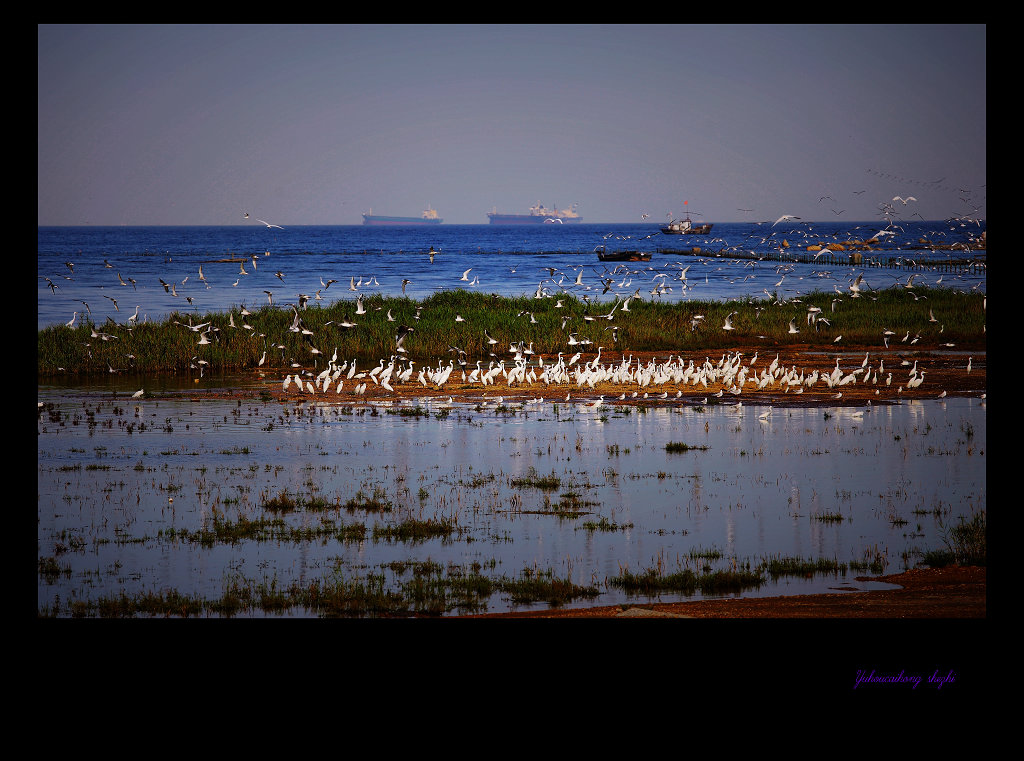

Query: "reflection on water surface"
left=37, top=384, right=985, bottom=617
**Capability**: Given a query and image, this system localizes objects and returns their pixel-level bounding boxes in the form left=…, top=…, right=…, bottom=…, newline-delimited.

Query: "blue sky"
left=38, top=24, right=986, bottom=226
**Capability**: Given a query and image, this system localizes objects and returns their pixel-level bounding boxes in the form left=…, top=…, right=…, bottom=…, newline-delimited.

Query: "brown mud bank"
left=192, top=343, right=985, bottom=409
left=460, top=566, right=986, bottom=619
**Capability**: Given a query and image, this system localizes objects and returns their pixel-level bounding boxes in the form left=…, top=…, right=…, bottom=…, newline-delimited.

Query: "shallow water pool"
left=37, top=384, right=985, bottom=616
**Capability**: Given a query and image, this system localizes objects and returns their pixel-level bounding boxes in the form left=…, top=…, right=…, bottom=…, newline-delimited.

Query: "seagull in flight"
left=772, top=215, right=801, bottom=227
left=245, top=213, right=284, bottom=229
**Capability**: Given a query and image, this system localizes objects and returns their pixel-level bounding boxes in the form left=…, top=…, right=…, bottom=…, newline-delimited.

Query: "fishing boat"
left=597, top=250, right=651, bottom=262
left=487, top=202, right=582, bottom=224
left=362, top=207, right=443, bottom=225
left=660, top=214, right=713, bottom=235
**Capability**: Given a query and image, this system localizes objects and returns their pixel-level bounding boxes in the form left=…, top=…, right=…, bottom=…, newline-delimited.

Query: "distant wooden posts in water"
left=654, top=245, right=986, bottom=274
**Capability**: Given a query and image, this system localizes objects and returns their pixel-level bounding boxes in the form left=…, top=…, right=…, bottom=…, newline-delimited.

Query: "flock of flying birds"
left=265, top=257, right=981, bottom=406
left=42, top=206, right=984, bottom=406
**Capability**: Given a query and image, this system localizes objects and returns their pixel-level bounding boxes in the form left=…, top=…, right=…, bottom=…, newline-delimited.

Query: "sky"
left=38, top=24, right=986, bottom=226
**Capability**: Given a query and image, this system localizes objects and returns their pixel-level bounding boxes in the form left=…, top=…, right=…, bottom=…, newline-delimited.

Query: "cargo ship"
left=486, top=202, right=582, bottom=224
left=362, top=207, right=443, bottom=225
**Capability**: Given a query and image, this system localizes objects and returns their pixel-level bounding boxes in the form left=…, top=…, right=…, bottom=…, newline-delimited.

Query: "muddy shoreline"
left=168, top=342, right=985, bottom=410
left=457, top=566, right=986, bottom=618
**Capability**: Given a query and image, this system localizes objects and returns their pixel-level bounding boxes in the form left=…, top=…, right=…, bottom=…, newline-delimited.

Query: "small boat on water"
left=661, top=214, right=713, bottom=235
left=597, top=250, right=651, bottom=262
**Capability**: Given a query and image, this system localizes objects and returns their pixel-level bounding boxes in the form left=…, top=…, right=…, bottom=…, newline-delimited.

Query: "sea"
left=37, top=219, right=988, bottom=618
left=37, top=220, right=985, bottom=331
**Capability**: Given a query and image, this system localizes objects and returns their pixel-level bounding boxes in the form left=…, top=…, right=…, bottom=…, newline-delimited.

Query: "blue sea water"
left=37, top=220, right=988, bottom=617
left=37, top=220, right=985, bottom=331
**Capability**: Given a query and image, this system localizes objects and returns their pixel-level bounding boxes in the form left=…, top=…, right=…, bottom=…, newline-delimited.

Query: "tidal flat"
left=37, top=381, right=985, bottom=618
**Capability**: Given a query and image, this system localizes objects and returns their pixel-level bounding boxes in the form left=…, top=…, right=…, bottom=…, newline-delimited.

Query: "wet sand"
left=217, top=343, right=985, bottom=409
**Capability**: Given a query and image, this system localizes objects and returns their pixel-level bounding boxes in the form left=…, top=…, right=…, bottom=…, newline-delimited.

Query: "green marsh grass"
left=925, top=510, right=986, bottom=567
left=497, top=566, right=602, bottom=606
left=509, top=467, right=561, bottom=490
left=38, top=287, right=986, bottom=376
left=665, top=442, right=709, bottom=453
left=577, top=516, right=633, bottom=532
left=39, top=562, right=597, bottom=617
left=760, top=555, right=847, bottom=578
left=608, top=565, right=764, bottom=595
left=371, top=516, right=464, bottom=543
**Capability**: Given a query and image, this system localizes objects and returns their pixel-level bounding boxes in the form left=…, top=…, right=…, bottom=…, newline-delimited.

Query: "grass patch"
left=927, top=511, right=986, bottom=567
left=509, top=467, right=561, bottom=490
left=609, top=564, right=764, bottom=595
left=40, top=560, right=601, bottom=618
left=665, top=442, right=709, bottom=453
left=812, top=511, right=845, bottom=523
left=497, top=566, right=602, bottom=607
left=578, top=516, right=633, bottom=532
left=342, top=488, right=393, bottom=513
left=760, top=555, right=847, bottom=578
left=38, top=288, right=987, bottom=377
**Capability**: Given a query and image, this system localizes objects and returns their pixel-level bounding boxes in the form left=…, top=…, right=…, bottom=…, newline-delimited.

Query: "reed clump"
left=608, top=565, right=764, bottom=595
left=924, top=510, right=986, bottom=567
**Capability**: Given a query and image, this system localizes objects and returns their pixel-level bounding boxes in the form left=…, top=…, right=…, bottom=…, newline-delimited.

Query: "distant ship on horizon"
left=487, top=202, right=582, bottom=225
left=362, top=206, right=443, bottom=225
